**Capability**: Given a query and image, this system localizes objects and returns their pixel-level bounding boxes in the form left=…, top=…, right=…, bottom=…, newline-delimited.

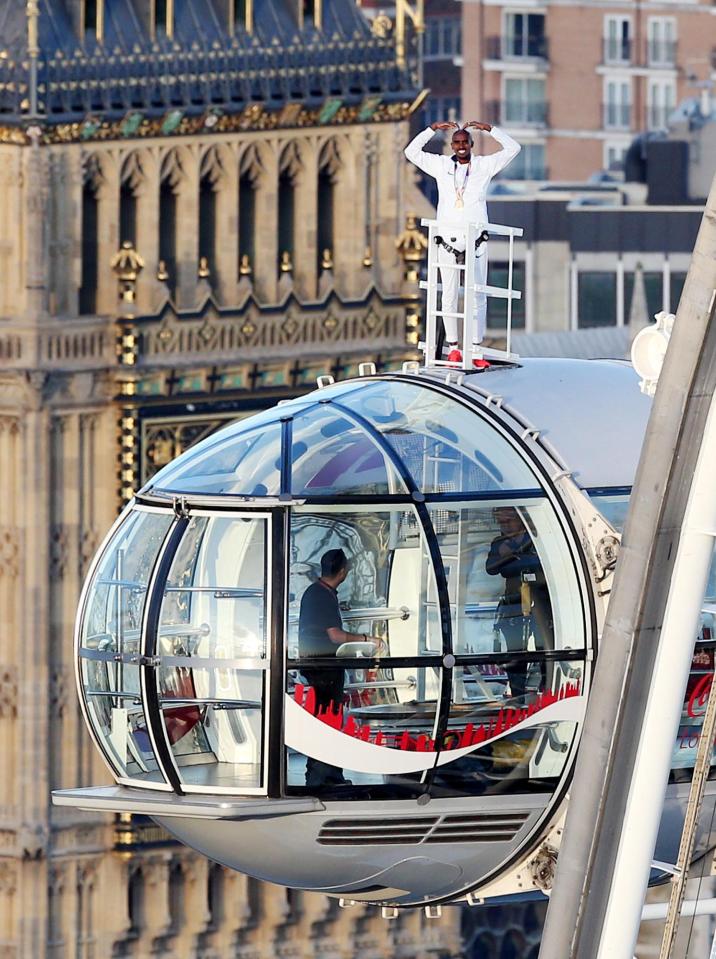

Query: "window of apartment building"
left=504, top=77, right=547, bottom=125
left=604, top=78, right=631, bottom=129
left=604, top=142, right=628, bottom=172
left=624, top=270, right=663, bottom=323
left=578, top=272, right=617, bottom=328
left=486, top=261, right=526, bottom=330
left=604, top=16, right=631, bottom=64
left=423, top=96, right=462, bottom=127
left=670, top=272, right=687, bottom=313
left=503, top=13, right=546, bottom=59
left=498, top=142, right=546, bottom=180
left=647, top=78, right=676, bottom=129
left=424, top=17, right=462, bottom=61
left=647, top=18, right=676, bottom=67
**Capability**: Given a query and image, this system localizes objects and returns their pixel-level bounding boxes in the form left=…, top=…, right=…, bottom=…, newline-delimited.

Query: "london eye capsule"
left=54, top=359, right=715, bottom=907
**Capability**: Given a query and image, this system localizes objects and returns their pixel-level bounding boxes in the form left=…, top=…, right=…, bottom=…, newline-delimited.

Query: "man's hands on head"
left=431, top=121, right=459, bottom=131
left=464, top=120, right=493, bottom=132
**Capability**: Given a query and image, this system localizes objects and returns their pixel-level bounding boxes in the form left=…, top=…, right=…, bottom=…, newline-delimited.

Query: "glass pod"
left=67, top=374, right=600, bottom=906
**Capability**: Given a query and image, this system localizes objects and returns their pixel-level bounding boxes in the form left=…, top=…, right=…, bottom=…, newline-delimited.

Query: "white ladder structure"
left=419, top=217, right=524, bottom=371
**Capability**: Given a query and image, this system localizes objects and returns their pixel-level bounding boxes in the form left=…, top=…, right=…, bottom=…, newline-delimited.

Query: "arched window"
left=317, top=168, right=333, bottom=272
left=277, top=170, right=295, bottom=274
left=159, top=181, right=177, bottom=292
left=154, top=0, right=174, bottom=37
left=317, top=142, right=340, bottom=273
left=198, top=148, right=224, bottom=286
left=119, top=182, right=137, bottom=248
left=79, top=164, right=99, bottom=315
left=83, top=0, right=103, bottom=39
left=232, top=0, right=253, bottom=32
left=301, top=0, right=321, bottom=29
left=199, top=174, right=216, bottom=281
left=207, top=864, right=224, bottom=929
left=168, top=862, right=185, bottom=934
left=127, top=867, right=144, bottom=935
left=159, top=151, right=183, bottom=293
left=238, top=174, right=256, bottom=275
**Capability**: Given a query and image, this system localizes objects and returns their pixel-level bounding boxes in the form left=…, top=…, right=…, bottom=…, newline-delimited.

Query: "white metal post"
left=506, top=232, right=515, bottom=358
left=424, top=223, right=439, bottom=366
left=463, top=222, right=477, bottom=371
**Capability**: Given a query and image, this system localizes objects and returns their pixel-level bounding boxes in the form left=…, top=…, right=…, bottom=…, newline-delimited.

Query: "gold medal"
left=453, top=158, right=470, bottom=211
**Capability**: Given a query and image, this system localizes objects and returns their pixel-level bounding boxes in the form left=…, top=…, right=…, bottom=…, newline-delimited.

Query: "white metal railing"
left=419, top=218, right=524, bottom=370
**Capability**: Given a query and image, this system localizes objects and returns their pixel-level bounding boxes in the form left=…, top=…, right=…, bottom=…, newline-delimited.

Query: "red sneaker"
left=473, top=358, right=490, bottom=369
left=447, top=348, right=463, bottom=363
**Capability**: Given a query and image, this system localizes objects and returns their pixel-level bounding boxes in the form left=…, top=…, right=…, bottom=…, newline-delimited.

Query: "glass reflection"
left=428, top=501, right=582, bottom=663
left=155, top=514, right=268, bottom=791
left=288, top=506, right=443, bottom=660
left=148, top=424, right=282, bottom=495
left=80, top=509, right=173, bottom=782
left=290, top=404, right=407, bottom=496
left=323, top=380, right=540, bottom=494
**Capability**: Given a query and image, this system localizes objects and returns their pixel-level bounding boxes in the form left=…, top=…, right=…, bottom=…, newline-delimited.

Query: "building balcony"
left=484, top=34, right=549, bottom=62
left=486, top=99, right=549, bottom=127
left=602, top=37, right=633, bottom=66
left=602, top=103, right=632, bottom=130
left=646, top=39, right=677, bottom=68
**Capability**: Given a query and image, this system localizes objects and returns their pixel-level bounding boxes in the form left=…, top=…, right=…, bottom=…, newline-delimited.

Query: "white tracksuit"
left=404, top=126, right=521, bottom=344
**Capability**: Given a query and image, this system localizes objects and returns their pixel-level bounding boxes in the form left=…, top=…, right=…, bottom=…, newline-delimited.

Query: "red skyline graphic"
left=293, top=681, right=582, bottom=753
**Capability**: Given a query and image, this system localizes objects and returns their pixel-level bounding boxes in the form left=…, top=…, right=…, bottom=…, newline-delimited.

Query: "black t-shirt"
left=298, top=580, right=343, bottom=657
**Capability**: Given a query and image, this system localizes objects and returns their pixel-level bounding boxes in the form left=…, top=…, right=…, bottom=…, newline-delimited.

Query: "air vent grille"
left=317, top=812, right=530, bottom=846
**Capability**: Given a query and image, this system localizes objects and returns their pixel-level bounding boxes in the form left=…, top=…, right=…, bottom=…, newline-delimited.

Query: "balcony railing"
left=602, top=102, right=632, bottom=130
left=484, top=34, right=549, bottom=61
left=485, top=99, right=549, bottom=126
left=646, top=39, right=677, bottom=67
left=647, top=105, right=673, bottom=129
left=602, top=37, right=633, bottom=65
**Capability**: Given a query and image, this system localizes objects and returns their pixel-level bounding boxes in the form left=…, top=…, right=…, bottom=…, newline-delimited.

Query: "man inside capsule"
left=298, top=548, right=384, bottom=788
left=486, top=507, right=553, bottom=699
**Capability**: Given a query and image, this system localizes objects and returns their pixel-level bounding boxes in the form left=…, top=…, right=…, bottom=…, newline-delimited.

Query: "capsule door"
left=146, top=510, right=275, bottom=796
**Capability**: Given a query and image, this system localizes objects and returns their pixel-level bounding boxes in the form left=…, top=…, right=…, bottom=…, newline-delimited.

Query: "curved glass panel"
left=145, top=378, right=541, bottom=498
left=322, top=380, right=540, bottom=494
left=432, top=655, right=583, bottom=797
left=145, top=396, right=315, bottom=494
left=154, top=514, right=269, bottom=792
left=428, top=500, right=585, bottom=659
left=288, top=505, right=443, bottom=660
left=79, top=508, right=173, bottom=783
left=148, top=424, right=282, bottom=496
left=286, top=504, right=446, bottom=793
left=290, top=405, right=408, bottom=496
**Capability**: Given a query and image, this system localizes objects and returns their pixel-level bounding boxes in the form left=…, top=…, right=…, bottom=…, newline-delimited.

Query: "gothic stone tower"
left=0, top=1, right=463, bottom=956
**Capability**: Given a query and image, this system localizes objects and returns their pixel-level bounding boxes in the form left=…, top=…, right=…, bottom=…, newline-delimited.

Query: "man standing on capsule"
left=404, top=119, right=521, bottom=364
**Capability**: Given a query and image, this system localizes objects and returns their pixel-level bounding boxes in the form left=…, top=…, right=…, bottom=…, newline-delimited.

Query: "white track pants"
left=438, top=245, right=488, bottom=345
